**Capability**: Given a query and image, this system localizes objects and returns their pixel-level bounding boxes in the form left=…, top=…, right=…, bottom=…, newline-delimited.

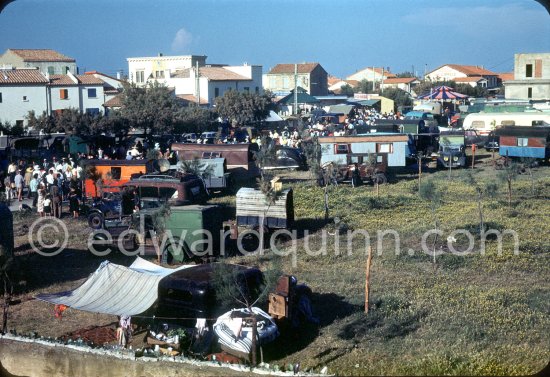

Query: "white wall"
left=0, top=85, right=48, bottom=126
left=127, top=55, right=206, bottom=86
left=79, top=85, right=105, bottom=113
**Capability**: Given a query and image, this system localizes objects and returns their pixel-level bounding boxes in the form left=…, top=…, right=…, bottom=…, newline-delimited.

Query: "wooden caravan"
left=83, top=160, right=148, bottom=198
left=496, top=126, right=550, bottom=160
left=171, top=143, right=260, bottom=176
left=235, top=187, right=294, bottom=229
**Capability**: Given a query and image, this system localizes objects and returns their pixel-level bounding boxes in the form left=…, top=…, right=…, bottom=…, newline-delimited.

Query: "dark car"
left=263, top=146, right=307, bottom=170
left=148, top=263, right=264, bottom=325
left=485, top=131, right=499, bottom=151
left=87, top=192, right=122, bottom=229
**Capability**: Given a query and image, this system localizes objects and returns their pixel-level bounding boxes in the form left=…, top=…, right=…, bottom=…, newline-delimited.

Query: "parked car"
left=485, top=131, right=499, bottom=151
left=123, top=173, right=209, bottom=206
left=182, top=133, right=198, bottom=143
left=262, top=146, right=307, bottom=170
left=463, top=129, right=486, bottom=148
left=152, top=263, right=264, bottom=324
left=87, top=192, right=122, bottom=229
left=199, top=132, right=218, bottom=144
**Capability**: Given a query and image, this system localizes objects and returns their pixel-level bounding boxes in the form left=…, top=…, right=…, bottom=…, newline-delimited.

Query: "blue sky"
left=0, top=0, right=549, bottom=78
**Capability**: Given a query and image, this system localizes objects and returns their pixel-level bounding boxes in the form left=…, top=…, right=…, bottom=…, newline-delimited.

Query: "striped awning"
left=35, top=257, right=193, bottom=316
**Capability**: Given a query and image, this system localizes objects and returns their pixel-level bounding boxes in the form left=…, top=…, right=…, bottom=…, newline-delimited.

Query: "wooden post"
left=365, top=246, right=373, bottom=314
left=417, top=155, right=422, bottom=190
left=471, top=144, right=476, bottom=169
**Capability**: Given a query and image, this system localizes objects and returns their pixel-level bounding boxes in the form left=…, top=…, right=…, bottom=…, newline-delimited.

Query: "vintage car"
left=150, top=263, right=264, bottom=325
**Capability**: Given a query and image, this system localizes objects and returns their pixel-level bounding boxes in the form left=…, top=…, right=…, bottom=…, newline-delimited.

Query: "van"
left=122, top=173, right=208, bottom=206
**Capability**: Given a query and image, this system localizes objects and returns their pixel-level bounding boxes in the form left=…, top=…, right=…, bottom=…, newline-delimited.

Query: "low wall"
left=0, top=336, right=249, bottom=377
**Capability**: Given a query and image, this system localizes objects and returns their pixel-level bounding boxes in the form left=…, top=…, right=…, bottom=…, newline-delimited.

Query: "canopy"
left=417, top=85, right=468, bottom=100
left=328, top=104, right=355, bottom=115
left=347, top=99, right=380, bottom=107
left=35, top=257, right=193, bottom=316
left=265, top=110, right=284, bottom=122
left=277, top=87, right=320, bottom=105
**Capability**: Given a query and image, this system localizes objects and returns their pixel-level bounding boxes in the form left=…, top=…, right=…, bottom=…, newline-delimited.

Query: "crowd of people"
left=1, top=157, right=84, bottom=218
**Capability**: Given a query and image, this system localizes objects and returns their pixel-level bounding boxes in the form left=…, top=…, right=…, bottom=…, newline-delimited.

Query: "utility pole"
left=195, top=60, right=200, bottom=106
left=372, top=66, right=375, bottom=92
left=293, top=63, right=298, bottom=115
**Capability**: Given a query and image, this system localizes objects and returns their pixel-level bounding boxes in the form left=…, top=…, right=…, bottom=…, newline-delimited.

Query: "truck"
left=437, top=131, right=466, bottom=168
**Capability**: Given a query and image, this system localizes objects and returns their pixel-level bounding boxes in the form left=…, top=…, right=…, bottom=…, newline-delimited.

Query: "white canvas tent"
left=36, top=257, right=193, bottom=316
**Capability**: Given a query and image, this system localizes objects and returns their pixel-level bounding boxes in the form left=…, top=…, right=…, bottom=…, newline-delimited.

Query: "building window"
left=269, top=76, right=276, bottom=88
left=335, top=144, right=349, bottom=154
left=243, top=87, right=250, bottom=93
left=155, top=70, right=164, bottom=79
left=60, top=89, right=68, bottom=99
left=136, top=70, right=145, bottom=83
left=214, top=88, right=220, bottom=97
left=525, top=64, right=533, bottom=78
left=377, top=143, right=394, bottom=153
left=0, top=92, right=2, bottom=103
left=86, top=108, right=100, bottom=116
left=88, top=88, right=97, bottom=98
left=47, top=66, right=55, bottom=75
left=517, top=138, right=528, bottom=147
left=283, top=76, right=290, bottom=89
left=255, top=86, right=259, bottom=93
left=22, top=96, right=28, bottom=101
left=110, top=167, right=122, bottom=180
left=527, top=87, right=533, bottom=99
left=15, top=120, right=23, bottom=127
left=63, top=66, right=70, bottom=74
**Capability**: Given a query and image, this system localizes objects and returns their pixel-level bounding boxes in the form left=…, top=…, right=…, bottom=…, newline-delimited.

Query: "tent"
left=417, top=85, right=468, bottom=100
left=265, top=110, right=284, bottom=122
left=277, top=87, right=320, bottom=105
left=35, top=257, right=193, bottom=316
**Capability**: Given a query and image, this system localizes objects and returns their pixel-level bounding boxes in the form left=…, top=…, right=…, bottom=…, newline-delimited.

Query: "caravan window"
left=472, top=121, right=485, bottom=128
left=110, top=167, right=122, bottom=180
left=335, top=144, right=349, bottom=154
left=501, top=120, right=515, bottom=126
left=517, top=138, right=528, bottom=147
left=376, top=143, right=393, bottom=153
left=532, top=120, right=544, bottom=126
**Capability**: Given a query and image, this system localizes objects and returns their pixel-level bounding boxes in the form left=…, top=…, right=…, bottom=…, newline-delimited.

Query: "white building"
left=0, top=49, right=77, bottom=75
left=127, top=54, right=262, bottom=106
left=346, top=67, right=396, bottom=82
left=504, top=53, right=550, bottom=100
left=425, top=64, right=498, bottom=89
left=127, top=54, right=207, bottom=87
left=381, top=77, right=420, bottom=94
left=0, top=68, right=49, bottom=127
left=0, top=68, right=107, bottom=127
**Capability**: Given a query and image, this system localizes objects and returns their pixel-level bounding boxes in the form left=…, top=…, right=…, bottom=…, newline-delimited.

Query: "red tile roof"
left=497, top=72, right=514, bottom=81
left=442, top=64, right=497, bottom=76
left=77, top=75, right=105, bottom=85
left=383, top=77, right=418, bottom=84
left=48, top=74, right=104, bottom=86
left=176, top=94, right=209, bottom=105
left=103, top=94, right=122, bottom=108
left=268, top=63, right=322, bottom=74
left=327, top=75, right=341, bottom=86
left=0, top=68, right=48, bottom=84
left=199, top=67, right=250, bottom=81
left=8, top=49, right=75, bottom=62
left=48, top=74, right=77, bottom=86
left=453, top=76, right=486, bottom=83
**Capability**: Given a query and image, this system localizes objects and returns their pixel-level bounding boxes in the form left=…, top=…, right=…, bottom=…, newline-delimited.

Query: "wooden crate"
left=268, top=293, right=288, bottom=319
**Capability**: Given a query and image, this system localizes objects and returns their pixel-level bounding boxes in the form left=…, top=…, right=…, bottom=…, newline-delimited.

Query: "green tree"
left=377, top=87, right=412, bottom=112
left=119, top=81, right=179, bottom=136
left=396, top=71, right=416, bottom=78
left=464, top=172, right=498, bottom=235
left=355, top=79, right=375, bottom=94
left=214, top=90, right=274, bottom=127
left=498, top=162, right=520, bottom=207
left=415, top=80, right=456, bottom=97
left=25, top=110, right=56, bottom=134
left=419, top=179, right=444, bottom=265
left=173, top=105, right=213, bottom=134
left=455, top=84, right=487, bottom=98
left=339, top=84, right=355, bottom=97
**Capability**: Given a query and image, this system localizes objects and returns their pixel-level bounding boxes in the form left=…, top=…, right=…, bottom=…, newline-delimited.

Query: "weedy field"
left=5, top=157, right=550, bottom=376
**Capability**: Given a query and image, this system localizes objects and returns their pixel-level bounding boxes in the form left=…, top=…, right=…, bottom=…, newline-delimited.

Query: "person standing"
left=24, top=166, right=33, bottom=198
left=14, top=170, right=24, bottom=202
left=30, top=174, right=39, bottom=207
left=37, top=185, right=45, bottom=217
left=3, top=175, right=12, bottom=204
left=68, top=187, right=80, bottom=218
left=50, top=183, right=62, bottom=218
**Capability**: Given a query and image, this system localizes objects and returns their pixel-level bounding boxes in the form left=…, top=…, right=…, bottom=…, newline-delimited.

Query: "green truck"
left=90, top=204, right=223, bottom=264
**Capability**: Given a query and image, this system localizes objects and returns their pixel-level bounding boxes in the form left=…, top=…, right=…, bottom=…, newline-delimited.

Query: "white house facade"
left=425, top=64, right=498, bottom=89
left=127, top=54, right=207, bottom=87
left=0, top=68, right=107, bottom=127
left=504, top=53, right=550, bottom=100
left=346, top=67, right=396, bottom=82
left=0, top=49, right=77, bottom=75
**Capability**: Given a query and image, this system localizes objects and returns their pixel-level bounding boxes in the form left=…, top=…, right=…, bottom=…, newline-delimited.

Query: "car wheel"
left=88, top=212, right=104, bottom=229
left=373, top=173, right=387, bottom=185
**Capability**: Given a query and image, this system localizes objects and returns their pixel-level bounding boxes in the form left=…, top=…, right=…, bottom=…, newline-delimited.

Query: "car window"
left=159, top=187, right=177, bottom=200
left=139, top=186, right=158, bottom=197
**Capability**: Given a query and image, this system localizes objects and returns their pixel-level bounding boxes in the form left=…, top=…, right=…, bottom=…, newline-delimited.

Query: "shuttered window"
left=60, top=89, right=68, bottom=99
left=534, top=59, right=542, bottom=78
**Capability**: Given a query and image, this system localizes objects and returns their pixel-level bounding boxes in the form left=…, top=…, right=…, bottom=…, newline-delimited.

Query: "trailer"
left=495, top=126, right=550, bottom=161
left=175, top=157, right=231, bottom=191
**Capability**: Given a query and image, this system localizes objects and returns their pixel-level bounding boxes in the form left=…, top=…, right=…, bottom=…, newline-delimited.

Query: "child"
left=68, top=187, right=80, bottom=218
left=43, top=194, right=52, bottom=217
